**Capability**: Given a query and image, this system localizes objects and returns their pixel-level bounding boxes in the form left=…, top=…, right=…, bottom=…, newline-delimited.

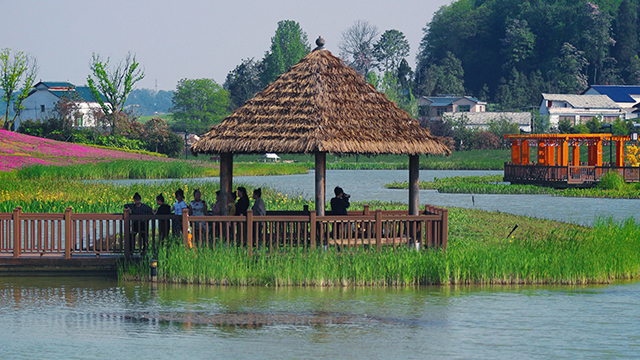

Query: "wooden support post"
left=363, top=204, right=370, bottom=215
left=315, top=152, right=326, bottom=216
left=409, top=154, right=419, bottom=216
left=559, top=140, right=569, bottom=167
left=511, top=142, right=521, bottom=164
left=616, top=140, right=625, bottom=167
left=572, top=145, right=581, bottom=166
left=546, top=145, right=556, bottom=166
left=220, top=152, right=233, bottom=215
left=310, top=211, right=316, bottom=250
left=588, top=144, right=595, bottom=166
left=12, top=207, right=21, bottom=258
left=538, top=141, right=546, bottom=165
left=375, top=209, right=382, bottom=252
left=441, top=208, right=448, bottom=250
left=182, top=211, right=189, bottom=245
left=64, top=207, right=72, bottom=259
left=521, top=141, right=530, bottom=165
left=246, top=209, right=253, bottom=256
left=123, top=208, right=131, bottom=259
left=596, top=139, right=603, bottom=166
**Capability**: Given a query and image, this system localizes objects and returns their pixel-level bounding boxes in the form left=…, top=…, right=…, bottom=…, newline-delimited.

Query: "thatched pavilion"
left=192, top=37, right=450, bottom=216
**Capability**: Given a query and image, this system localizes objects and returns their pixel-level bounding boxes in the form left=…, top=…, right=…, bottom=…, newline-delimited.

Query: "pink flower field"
left=0, top=130, right=168, bottom=172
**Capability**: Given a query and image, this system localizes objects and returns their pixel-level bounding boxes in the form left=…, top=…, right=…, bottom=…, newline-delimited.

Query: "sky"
left=2, top=0, right=452, bottom=91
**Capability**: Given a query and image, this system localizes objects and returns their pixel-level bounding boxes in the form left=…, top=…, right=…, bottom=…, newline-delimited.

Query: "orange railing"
left=504, top=163, right=640, bottom=185
left=0, top=204, right=448, bottom=259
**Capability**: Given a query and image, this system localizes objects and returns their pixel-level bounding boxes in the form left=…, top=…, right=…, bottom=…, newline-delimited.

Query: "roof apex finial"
left=315, top=36, right=325, bottom=49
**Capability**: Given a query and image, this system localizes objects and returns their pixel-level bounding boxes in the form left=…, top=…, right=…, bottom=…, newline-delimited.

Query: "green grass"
left=122, top=211, right=640, bottom=286
left=137, top=113, right=174, bottom=124
left=0, top=160, right=308, bottom=181
left=386, top=174, right=640, bottom=199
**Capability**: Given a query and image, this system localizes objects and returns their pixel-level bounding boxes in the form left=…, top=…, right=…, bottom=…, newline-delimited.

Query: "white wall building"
left=16, top=82, right=105, bottom=129
left=539, top=93, right=624, bottom=127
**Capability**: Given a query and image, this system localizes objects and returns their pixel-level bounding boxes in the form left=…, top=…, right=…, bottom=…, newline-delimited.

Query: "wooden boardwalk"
left=0, top=205, right=448, bottom=272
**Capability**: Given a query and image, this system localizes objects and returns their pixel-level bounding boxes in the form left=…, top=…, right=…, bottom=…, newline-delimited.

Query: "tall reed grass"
left=127, top=217, right=639, bottom=286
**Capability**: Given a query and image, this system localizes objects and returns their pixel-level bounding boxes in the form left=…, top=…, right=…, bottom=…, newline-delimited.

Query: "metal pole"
left=184, top=130, right=188, bottom=160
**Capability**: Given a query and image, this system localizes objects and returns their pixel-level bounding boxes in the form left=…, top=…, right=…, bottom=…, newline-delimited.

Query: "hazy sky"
left=3, top=0, right=451, bottom=91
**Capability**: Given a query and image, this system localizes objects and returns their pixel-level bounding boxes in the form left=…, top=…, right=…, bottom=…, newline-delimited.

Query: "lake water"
left=102, top=170, right=640, bottom=226
left=1, top=276, right=639, bottom=359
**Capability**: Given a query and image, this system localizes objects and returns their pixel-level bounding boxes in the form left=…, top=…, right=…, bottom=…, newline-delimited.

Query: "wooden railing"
left=504, top=163, right=640, bottom=186
left=0, top=204, right=448, bottom=259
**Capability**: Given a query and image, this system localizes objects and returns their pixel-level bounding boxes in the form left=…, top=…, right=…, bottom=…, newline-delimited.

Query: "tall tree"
left=87, top=52, right=145, bottom=132
left=549, top=43, right=589, bottom=93
left=0, top=48, right=37, bottom=130
left=373, top=29, right=410, bottom=75
left=171, top=78, right=230, bottom=133
left=500, top=19, right=535, bottom=71
left=224, top=58, right=263, bottom=110
left=260, top=20, right=310, bottom=86
left=339, top=20, right=379, bottom=77
left=614, top=0, right=640, bottom=83
left=575, top=1, right=613, bottom=85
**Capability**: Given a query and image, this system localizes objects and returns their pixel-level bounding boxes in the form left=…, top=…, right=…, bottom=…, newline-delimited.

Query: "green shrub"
left=598, top=171, right=626, bottom=191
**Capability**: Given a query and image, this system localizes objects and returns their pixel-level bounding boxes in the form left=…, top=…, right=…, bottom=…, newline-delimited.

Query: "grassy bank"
left=386, top=174, right=640, bottom=199
left=122, top=209, right=640, bottom=285
left=0, top=160, right=308, bottom=181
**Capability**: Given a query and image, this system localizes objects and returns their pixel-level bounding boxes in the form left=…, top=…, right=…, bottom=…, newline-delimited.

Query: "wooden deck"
left=0, top=204, right=448, bottom=272
left=504, top=163, right=640, bottom=188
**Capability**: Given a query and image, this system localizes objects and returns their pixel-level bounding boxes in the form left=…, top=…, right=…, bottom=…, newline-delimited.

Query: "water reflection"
left=1, top=277, right=639, bottom=359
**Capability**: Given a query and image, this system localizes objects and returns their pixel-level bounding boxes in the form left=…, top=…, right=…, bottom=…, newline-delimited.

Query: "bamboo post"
left=375, top=209, right=382, bottom=252
left=64, top=207, right=72, bottom=259
left=409, top=155, right=420, bottom=215
left=123, top=208, right=131, bottom=259
left=12, top=207, right=21, bottom=258
left=182, top=211, right=189, bottom=245
left=246, top=209, right=253, bottom=256
left=310, top=210, right=316, bottom=250
left=315, top=152, right=326, bottom=216
left=220, top=152, right=233, bottom=215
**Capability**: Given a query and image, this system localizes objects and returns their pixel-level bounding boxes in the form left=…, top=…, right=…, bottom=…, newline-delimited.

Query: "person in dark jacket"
left=235, top=187, right=250, bottom=217
left=330, top=186, right=350, bottom=215
left=124, top=192, right=153, bottom=253
left=155, top=193, right=171, bottom=242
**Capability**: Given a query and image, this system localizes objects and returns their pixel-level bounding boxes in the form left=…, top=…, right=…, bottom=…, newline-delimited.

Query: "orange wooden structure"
left=504, top=134, right=639, bottom=187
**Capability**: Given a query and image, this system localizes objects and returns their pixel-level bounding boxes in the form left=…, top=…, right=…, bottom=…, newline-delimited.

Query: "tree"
left=374, top=29, right=410, bottom=75
left=171, top=78, right=230, bottom=134
left=260, top=20, right=310, bottom=86
left=549, top=43, right=589, bottom=94
left=339, top=20, right=379, bottom=77
left=500, top=19, right=535, bottom=71
left=614, top=0, right=640, bottom=83
left=0, top=48, right=38, bottom=130
left=142, top=117, right=183, bottom=157
left=86, top=52, right=145, bottom=132
left=224, top=58, right=263, bottom=110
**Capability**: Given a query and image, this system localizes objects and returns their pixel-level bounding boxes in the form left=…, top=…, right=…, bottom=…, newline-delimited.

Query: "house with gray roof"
left=443, top=112, right=532, bottom=132
left=16, top=81, right=107, bottom=130
left=419, top=95, right=486, bottom=118
left=539, top=93, right=625, bottom=127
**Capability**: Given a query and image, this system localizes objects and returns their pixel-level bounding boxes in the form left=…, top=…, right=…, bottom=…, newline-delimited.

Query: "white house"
left=539, top=93, right=624, bottom=127
left=582, top=85, right=640, bottom=119
left=16, top=81, right=106, bottom=129
left=419, top=95, right=486, bottom=118
left=444, top=112, right=532, bottom=132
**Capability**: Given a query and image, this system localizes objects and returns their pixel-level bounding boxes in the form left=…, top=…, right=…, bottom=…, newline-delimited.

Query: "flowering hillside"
left=0, top=130, right=168, bottom=172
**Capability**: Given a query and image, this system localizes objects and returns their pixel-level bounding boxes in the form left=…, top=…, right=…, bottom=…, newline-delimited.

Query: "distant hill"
left=0, top=130, right=166, bottom=172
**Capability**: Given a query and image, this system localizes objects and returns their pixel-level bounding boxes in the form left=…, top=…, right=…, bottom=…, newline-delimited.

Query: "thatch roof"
left=192, top=47, right=450, bottom=156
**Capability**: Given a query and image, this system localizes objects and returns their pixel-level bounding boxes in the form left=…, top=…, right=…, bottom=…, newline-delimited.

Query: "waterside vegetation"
left=386, top=173, right=640, bottom=199
left=122, top=209, right=640, bottom=286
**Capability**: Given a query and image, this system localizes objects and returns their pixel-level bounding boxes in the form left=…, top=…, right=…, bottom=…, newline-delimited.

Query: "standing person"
left=227, top=191, right=237, bottom=216
left=171, top=188, right=189, bottom=236
left=124, top=192, right=154, bottom=253
left=235, top=186, right=250, bottom=217
left=251, top=188, right=266, bottom=216
left=189, top=189, right=208, bottom=238
left=330, top=186, right=350, bottom=240
left=155, top=194, right=171, bottom=243
left=330, top=186, right=350, bottom=215
left=210, top=190, right=222, bottom=215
